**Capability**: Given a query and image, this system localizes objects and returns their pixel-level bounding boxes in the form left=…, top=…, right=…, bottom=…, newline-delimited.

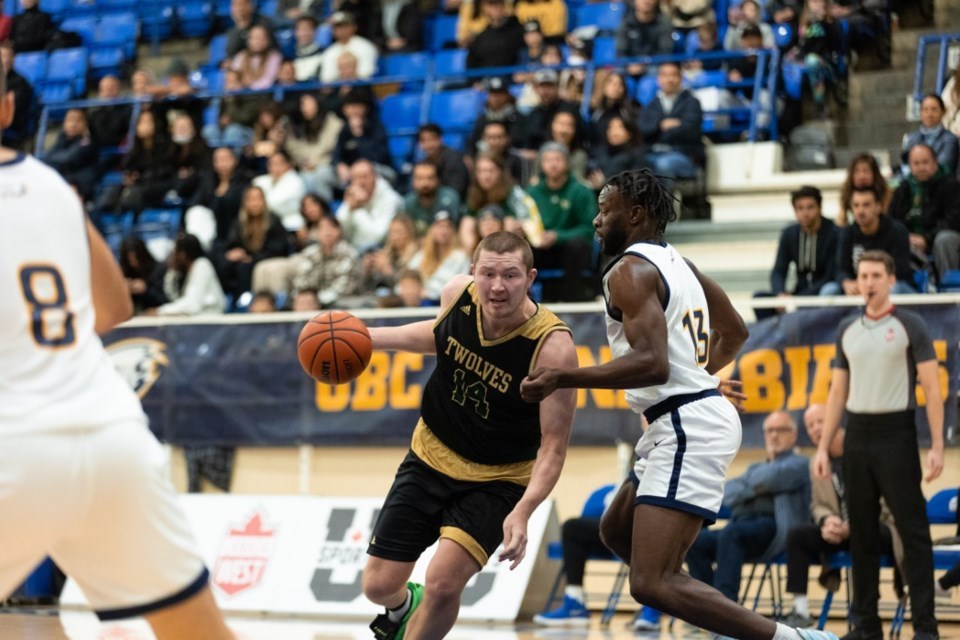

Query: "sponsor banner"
left=104, top=304, right=960, bottom=449
left=62, top=495, right=558, bottom=621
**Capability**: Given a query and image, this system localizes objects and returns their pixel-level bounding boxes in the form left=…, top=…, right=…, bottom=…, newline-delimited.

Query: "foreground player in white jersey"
left=521, top=170, right=836, bottom=640
left=0, top=74, right=232, bottom=639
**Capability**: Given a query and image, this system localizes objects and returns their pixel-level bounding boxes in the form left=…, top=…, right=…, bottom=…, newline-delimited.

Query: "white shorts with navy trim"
left=632, top=391, right=742, bottom=523
left=0, top=420, right=207, bottom=619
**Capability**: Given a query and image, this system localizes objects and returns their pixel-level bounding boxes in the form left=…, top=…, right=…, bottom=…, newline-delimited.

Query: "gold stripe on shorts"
left=410, top=419, right=533, bottom=485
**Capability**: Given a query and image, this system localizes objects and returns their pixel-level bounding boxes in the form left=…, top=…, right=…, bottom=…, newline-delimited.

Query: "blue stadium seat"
left=428, top=89, right=483, bottom=132
left=39, top=0, right=70, bottom=19
left=781, top=60, right=804, bottom=100
left=575, top=2, right=624, bottom=32
left=66, top=0, right=98, bottom=16
left=214, top=0, right=230, bottom=16
left=671, top=29, right=684, bottom=54
left=97, top=12, right=138, bottom=58
left=380, top=93, right=423, bottom=134
left=388, top=135, right=415, bottom=172
left=60, top=16, right=98, bottom=45
left=433, top=49, right=466, bottom=77
left=2, top=0, right=14, bottom=16
left=774, top=23, right=794, bottom=49
left=177, top=0, right=213, bottom=37
left=685, top=30, right=700, bottom=56
left=635, top=75, right=659, bottom=106
left=258, top=0, right=277, bottom=17
left=139, top=0, right=176, bottom=41
left=207, top=33, right=228, bottom=68
left=592, top=36, right=616, bottom=64
left=98, top=0, right=137, bottom=13
left=89, top=46, right=124, bottom=78
left=39, top=82, right=73, bottom=105
left=275, top=28, right=296, bottom=59
left=690, top=69, right=727, bottom=88
left=381, top=52, right=430, bottom=80
left=45, top=47, right=88, bottom=97
left=442, top=131, right=464, bottom=152
left=135, top=208, right=183, bottom=239
left=315, top=23, right=332, bottom=48
left=715, top=0, right=729, bottom=24
left=429, top=14, right=457, bottom=51
left=12, top=52, right=48, bottom=86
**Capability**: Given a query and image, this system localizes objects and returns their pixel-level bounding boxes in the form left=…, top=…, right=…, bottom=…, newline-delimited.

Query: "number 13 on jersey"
left=682, top=308, right=709, bottom=367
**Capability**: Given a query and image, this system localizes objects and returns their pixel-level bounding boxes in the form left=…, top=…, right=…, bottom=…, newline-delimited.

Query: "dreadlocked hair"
left=604, top=169, right=680, bottom=237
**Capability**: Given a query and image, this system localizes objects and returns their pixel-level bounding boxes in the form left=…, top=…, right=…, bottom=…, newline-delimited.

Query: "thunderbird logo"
left=106, top=338, right=169, bottom=399
left=213, top=510, right=277, bottom=597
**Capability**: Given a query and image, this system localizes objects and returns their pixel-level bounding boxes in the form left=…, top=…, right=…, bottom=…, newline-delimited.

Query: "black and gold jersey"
left=417, top=281, right=570, bottom=472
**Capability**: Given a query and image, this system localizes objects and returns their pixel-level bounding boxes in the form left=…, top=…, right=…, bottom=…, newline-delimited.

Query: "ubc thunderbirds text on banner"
left=105, top=305, right=960, bottom=449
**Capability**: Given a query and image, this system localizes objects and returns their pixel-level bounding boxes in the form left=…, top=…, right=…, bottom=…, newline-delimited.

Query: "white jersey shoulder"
left=0, top=154, right=144, bottom=435
left=602, top=241, right=718, bottom=414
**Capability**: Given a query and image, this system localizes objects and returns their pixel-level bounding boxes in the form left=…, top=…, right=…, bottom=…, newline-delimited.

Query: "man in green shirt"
left=402, top=161, right=462, bottom=237
left=525, top=142, right=598, bottom=301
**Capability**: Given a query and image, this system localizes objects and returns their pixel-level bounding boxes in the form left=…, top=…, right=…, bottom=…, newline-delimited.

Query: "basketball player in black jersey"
left=361, top=231, right=578, bottom=640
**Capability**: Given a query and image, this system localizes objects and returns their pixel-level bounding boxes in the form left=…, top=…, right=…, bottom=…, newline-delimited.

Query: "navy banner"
left=105, top=304, right=959, bottom=448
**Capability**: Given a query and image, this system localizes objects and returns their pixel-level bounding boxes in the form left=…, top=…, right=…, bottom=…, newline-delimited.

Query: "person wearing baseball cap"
left=319, top=9, right=378, bottom=83
left=477, top=203, right=506, bottom=239
left=514, top=0, right=568, bottom=42
left=468, top=79, right=520, bottom=156
left=519, top=19, right=545, bottom=64
left=517, top=69, right=582, bottom=152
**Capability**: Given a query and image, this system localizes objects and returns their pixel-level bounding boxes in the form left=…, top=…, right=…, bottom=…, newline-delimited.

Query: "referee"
left=814, top=249, right=944, bottom=640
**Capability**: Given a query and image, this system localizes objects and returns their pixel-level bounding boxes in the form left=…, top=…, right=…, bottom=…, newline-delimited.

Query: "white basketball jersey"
left=603, top=241, right=719, bottom=414
left=0, top=154, right=144, bottom=435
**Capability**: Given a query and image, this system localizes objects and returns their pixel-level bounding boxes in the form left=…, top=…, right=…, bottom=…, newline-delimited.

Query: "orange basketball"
left=297, top=311, right=372, bottom=385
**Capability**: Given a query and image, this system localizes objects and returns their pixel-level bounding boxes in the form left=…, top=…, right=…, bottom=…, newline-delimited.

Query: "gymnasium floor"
left=0, top=609, right=942, bottom=640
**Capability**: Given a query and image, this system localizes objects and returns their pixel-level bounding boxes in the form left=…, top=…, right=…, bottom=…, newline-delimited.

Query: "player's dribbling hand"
left=925, top=447, right=944, bottom=482
left=498, top=512, right=528, bottom=570
left=717, top=379, right=747, bottom=413
left=812, top=448, right=831, bottom=480
left=520, top=368, right=560, bottom=403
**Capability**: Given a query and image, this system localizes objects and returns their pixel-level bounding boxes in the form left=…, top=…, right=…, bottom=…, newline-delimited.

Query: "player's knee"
left=599, top=521, right=629, bottom=560
left=423, top=574, right=464, bottom=607
left=361, top=569, right=405, bottom=605
left=628, top=572, right=667, bottom=608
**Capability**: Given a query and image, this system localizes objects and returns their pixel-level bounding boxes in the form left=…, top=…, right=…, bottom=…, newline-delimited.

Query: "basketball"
left=297, top=311, right=373, bottom=385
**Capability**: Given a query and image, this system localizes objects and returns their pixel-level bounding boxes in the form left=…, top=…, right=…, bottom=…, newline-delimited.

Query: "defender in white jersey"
left=0, top=75, right=232, bottom=639
left=521, top=170, right=837, bottom=640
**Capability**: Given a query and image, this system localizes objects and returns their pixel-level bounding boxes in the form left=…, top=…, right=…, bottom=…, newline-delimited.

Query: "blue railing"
left=35, top=49, right=780, bottom=160
left=913, top=33, right=960, bottom=101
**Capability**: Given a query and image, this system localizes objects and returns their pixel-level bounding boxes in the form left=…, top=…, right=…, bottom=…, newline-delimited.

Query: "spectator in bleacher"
left=290, top=214, right=363, bottom=307
left=142, top=60, right=207, bottom=134
left=100, top=110, right=176, bottom=215
left=724, top=1, right=775, bottom=50
left=788, top=0, right=843, bottom=119
left=149, top=234, right=227, bottom=316
left=130, top=68, right=155, bottom=99
left=87, top=75, right=133, bottom=150
left=837, top=153, right=891, bottom=228
left=518, top=19, right=546, bottom=64
left=475, top=120, right=526, bottom=184
left=252, top=149, right=308, bottom=232
left=171, top=112, right=211, bottom=204
left=513, top=0, right=567, bottom=43
left=525, top=142, right=596, bottom=301
left=407, top=210, right=471, bottom=303
left=403, top=161, right=462, bottom=236
left=468, top=76, right=521, bottom=156
left=44, top=108, right=98, bottom=203
left=0, top=42, right=35, bottom=150
left=821, top=187, right=915, bottom=295
left=416, top=123, right=469, bottom=197
left=942, top=64, right=960, bottom=138
left=587, top=115, right=647, bottom=190
left=231, top=24, right=283, bottom=90
left=362, top=214, right=419, bottom=293
left=666, top=0, right=715, bottom=32
left=464, top=152, right=543, bottom=246
left=319, top=51, right=375, bottom=115
left=186, top=147, right=251, bottom=251
left=900, top=94, right=960, bottom=177
left=319, top=11, right=378, bottom=83
left=589, top=71, right=640, bottom=152
left=544, top=110, right=588, bottom=182
left=391, top=268, right=427, bottom=307
left=218, top=185, right=290, bottom=297
left=686, top=20, right=725, bottom=72
left=638, top=61, right=704, bottom=179
left=889, top=144, right=960, bottom=281
left=372, top=0, right=424, bottom=53
left=250, top=102, right=286, bottom=159
left=725, top=24, right=764, bottom=98
left=276, top=60, right=299, bottom=89
left=518, top=69, right=580, bottom=155
left=332, top=0, right=378, bottom=40
left=293, top=15, right=325, bottom=81
left=225, top=0, right=277, bottom=58
left=466, top=0, right=525, bottom=69
left=778, top=403, right=902, bottom=629
left=771, top=0, right=802, bottom=27
left=456, top=0, right=513, bottom=47
left=336, top=158, right=404, bottom=250
left=615, top=0, right=673, bottom=77
left=685, top=411, right=810, bottom=603
left=762, top=186, right=839, bottom=306
left=119, top=236, right=168, bottom=314
left=288, top=93, right=343, bottom=200
left=330, top=90, right=393, bottom=188
left=11, top=0, right=53, bottom=53
left=0, top=6, right=10, bottom=42
left=248, top=290, right=277, bottom=312
left=202, top=70, right=263, bottom=148
left=293, top=192, right=330, bottom=250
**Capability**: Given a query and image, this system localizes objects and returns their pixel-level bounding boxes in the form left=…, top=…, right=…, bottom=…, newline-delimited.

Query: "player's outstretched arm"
left=87, top=218, right=133, bottom=334
left=367, top=274, right=473, bottom=354
left=499, top=329, right=578, bottom=569
left=521, top=257, right=669, bottom=402
left=686, top=259, right=749, bottom=374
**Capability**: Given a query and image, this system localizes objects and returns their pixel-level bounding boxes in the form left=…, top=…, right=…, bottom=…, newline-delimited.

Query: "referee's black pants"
left=845, top=412, right=937, bottom=636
